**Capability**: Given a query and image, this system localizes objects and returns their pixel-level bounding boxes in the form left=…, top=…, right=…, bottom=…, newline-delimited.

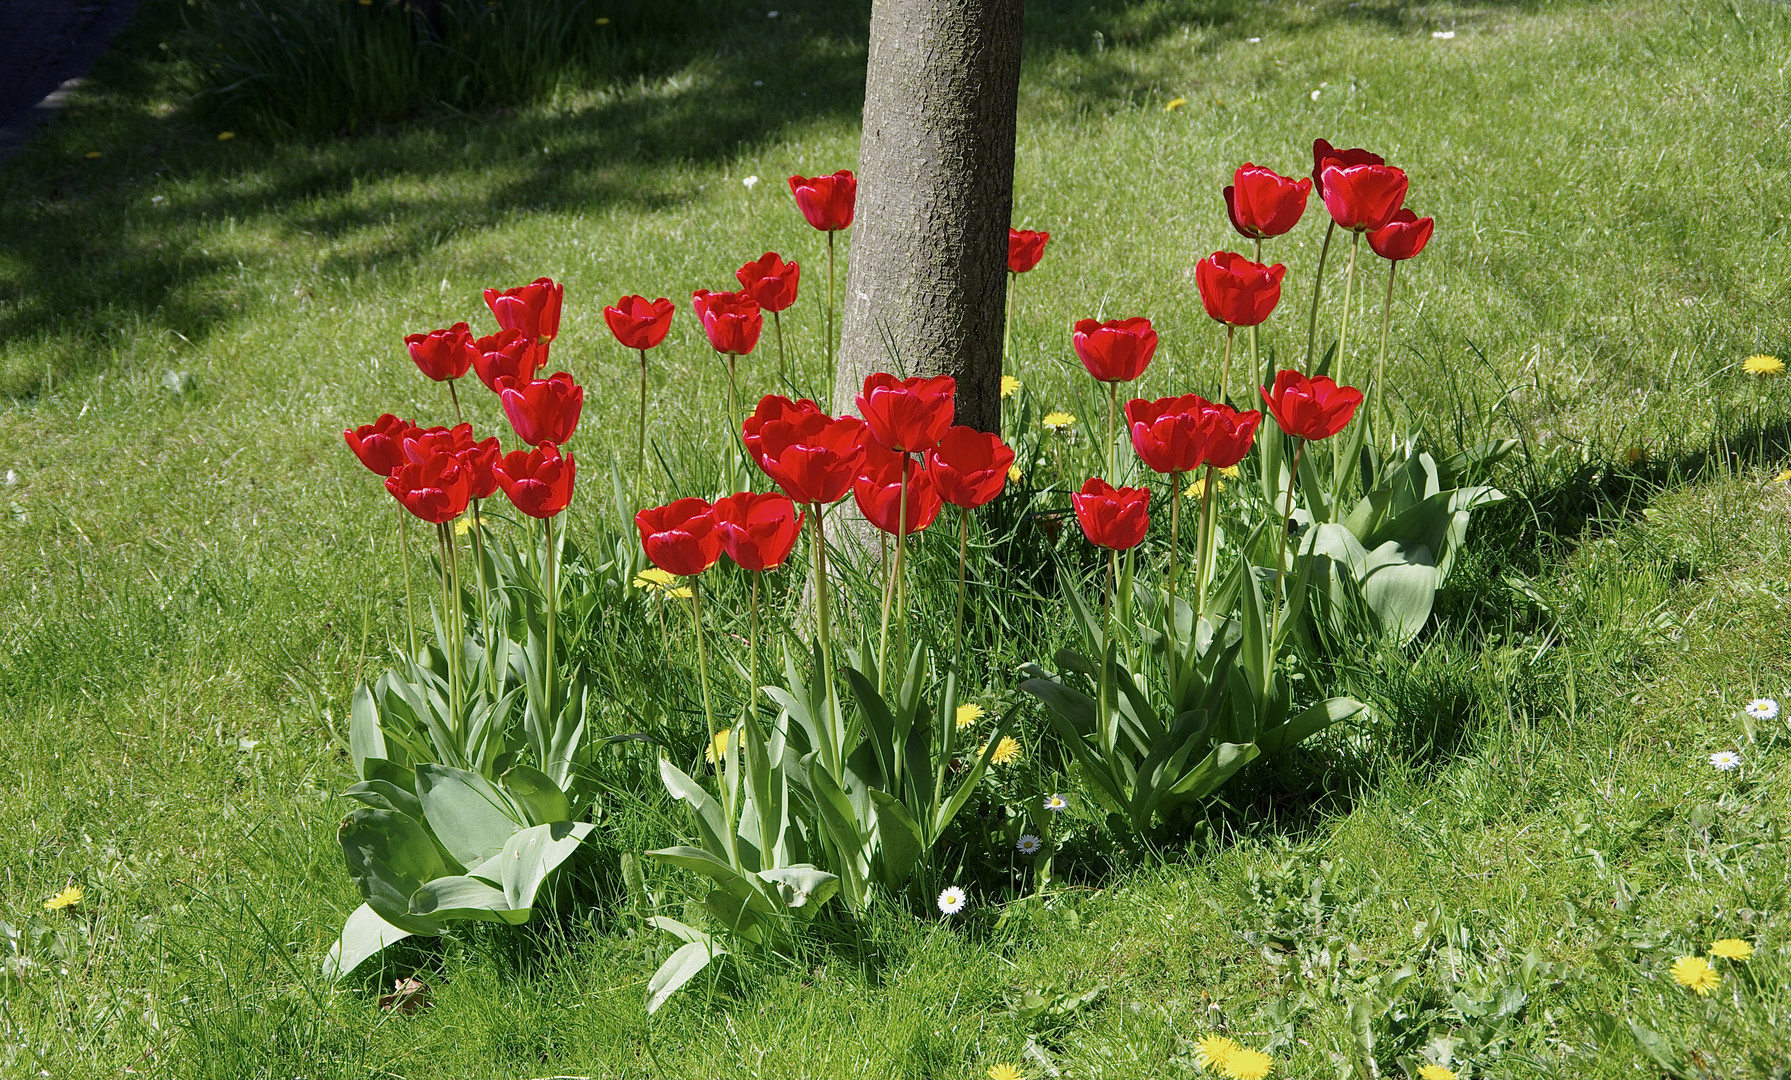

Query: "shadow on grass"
left=0, top=0, right=1601, bottom=397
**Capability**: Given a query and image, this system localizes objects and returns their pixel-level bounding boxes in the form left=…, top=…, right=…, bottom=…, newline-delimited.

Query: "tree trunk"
left=831, top=0, right=1023, bottom=434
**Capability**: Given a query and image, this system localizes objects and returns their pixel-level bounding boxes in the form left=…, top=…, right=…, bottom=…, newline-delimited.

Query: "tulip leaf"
left=343, top=778, right=423, bottom=821
left=756, top=865, right=839, bottom=915
left=868, top=789, right=923, bottom=887
left=349, top=683, right=387, bottom=779
left=657, top=757, right=731, bottom=859
left=646, top=940, right=725, bottom=1014
left=1258, top=696, right=1366, bottom=757
left=337, top=808, right=455, bottom=935
left=323, top=903, right=417, bottom=980
left=414, top=763, right=526, bottom=868
left=499, top=764, right=571, bottom=826
left=409, top=874, right=528, bottom=925
left=499, top=820, right=594, bottom=912
left=1359, top=541, right=1443, bottom=644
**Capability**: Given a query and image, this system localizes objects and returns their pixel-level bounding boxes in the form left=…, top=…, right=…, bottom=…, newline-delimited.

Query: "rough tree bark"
left=831, top=0, right=1024, bottom=434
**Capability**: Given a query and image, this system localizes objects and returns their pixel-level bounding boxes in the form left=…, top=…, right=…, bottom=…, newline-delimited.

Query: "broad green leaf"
left=1258, top=696, right=1366, bottom=756
left=337, top=808, right=455, bottom=935
left=1018, top=675, right=1096, bottom=736
left=409, top=875, right=527, bottom=925
left=499, top=821, right=594, bottom=912
left=657, top=757, right=731, bottom=859
left=1359, top=541, right=1443, bottom=644
left=646, top=916, right=710, bottom=945
left=646, top=846, right=776, bottom=915
left=804, top=758, right=870, bottom=911
left=868, top=790, right=923, bottom=887
left=500, top=764, right=572, bottom=826
left=342, top=779, right=422, bottom=820
left=646, top=941, right=723, bottom=1014
left=1163, top=741, right=1259, bottom=803
left=414, top=763, right=525, bottom=868
left=756, top=866, right=839, bottom=914
left=349, top=683, right=387, bottom=779
left=322, top=903, right=417, bottom=980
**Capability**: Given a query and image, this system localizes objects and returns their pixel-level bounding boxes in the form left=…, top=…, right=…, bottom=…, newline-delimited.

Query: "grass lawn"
left=4, top=0, right=1791, bottom=1076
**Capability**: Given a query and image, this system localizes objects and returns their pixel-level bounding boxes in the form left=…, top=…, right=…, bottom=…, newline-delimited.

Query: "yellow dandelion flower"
left=217, top=131, right=236, bottom=141
left=1744, top=354, right=1785, bottom=377
left=704, top=728, right=732, bottom=764
left=987, top=1066, right=1024, bottom=1080
left=1222, top=1047, right=1274, bottom=1080
left=1196, top=1034, right=1240, bottom=1072
left=1670, top=954, right=1721, bottom=995
left=955, top=703, right=985, bottom=730
left=1774, top=468, right=1791, bottom=483
left=668, top=586, right=693, bottom=599
left=1418, top=1066, right=1457, bottom=1080
left=1042, top=411, right=1076, bottom=431
left=84, top=151, right=102, bottom=160
left=1165, top=97, right=1188, bottom=111
left=453, top=512, right=483, bottom=536
left=1185, top=475, right=1226, bottom=499
left=1710, top=938, right=1754, bottom=961
left=1219, top=465, right=1240, bottom=479
left=633, top=567, right=680, bottom=593
left=595, top=15, right=610, bottom=24
left=983, top=735, right=1022, bottom=764
left=1007, top=463, right=1023, bottom=483
left=1001, top=375, right=1021, bottom=398
left=44, top=885, right=83, bottom=911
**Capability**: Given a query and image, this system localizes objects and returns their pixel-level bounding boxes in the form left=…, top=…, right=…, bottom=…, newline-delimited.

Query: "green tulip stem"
left=826, top=230, right=837, bottom=397
left=543, top=513, right=558, bottom=719
left=953, top=505, right=971, bottom=663
left=1303, top=219, right=1336, bottom=373
left=1194, top=463, right=1217, bottom=625
left=1220, top=324, right=1235, bottom=405
left=1099, top=549, right=1117, bottom=756
left=439, top=523, right=462, bottom=742
left=1373, top=260, right=1399, bottom=444
left=876, top=461, right=911, bottom=694
left=748, top=571, right=762, bottom=712
left=1250, top=238, right=1263, bottom=395
left=773, top=310, right=787, bottom=383
left=810, top=503, right=840, bottom=777
left=1273, top=440, right=1305, bottom=641
left=396, top=507, right=417, bottom=660
left=469, top=500, right=497, bottom=703
left=447, top=377, right=463, bottom=425
left=1002, top=271, right=1014, bottom=370
left=688, top=581, right=739, bottom=869
left=1167, top=471, right=1181, bottom=701
left=637, top=348, right=649, bottom=500
left=725, top=353, right=744, bottom=487
left=1106, top=380, right=1119, bottom=481
left=1336, top=231, right=1362, bottom=390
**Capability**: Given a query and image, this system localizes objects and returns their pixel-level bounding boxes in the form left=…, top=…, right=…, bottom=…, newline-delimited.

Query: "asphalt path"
left=0, top=0, right=140, bottom=163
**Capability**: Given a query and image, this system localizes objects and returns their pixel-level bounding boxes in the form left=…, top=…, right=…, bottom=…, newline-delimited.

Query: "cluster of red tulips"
left=344, top=277, right=581, bottom=528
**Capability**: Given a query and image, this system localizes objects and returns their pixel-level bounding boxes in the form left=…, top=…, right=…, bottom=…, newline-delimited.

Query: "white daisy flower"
left=1016, top=834, right=1042, bottom=855
left=741, top=175, right=760, bottom=190
left=1043, top=794, right=1069, bottom=813
left=1711, top=750, right=1743, bottom=772
left=1745, top=698, right=1779, bottom=721
left=937, top=886, right=967, bottom=915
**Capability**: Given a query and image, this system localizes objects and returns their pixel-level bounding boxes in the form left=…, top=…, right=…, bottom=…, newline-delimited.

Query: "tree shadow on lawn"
left=0, top=0, right=1600, bottom=397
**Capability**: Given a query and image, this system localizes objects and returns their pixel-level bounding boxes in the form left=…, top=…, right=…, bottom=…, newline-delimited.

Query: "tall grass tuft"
left=179, top=0, right=666, bottom=136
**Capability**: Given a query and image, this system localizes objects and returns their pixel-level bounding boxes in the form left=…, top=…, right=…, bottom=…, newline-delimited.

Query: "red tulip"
left=692, top=289, right=764, bottom=356
left=742, top=395, right=821, bottom=471
left=1072, top=317, right=1158, bottom=384
left=484, top=277, right=564, bottom=342
left=856, top=371, right=956, bottom=454
left=854, top=442, right=942, bottom=536
left=735, top=253, right=801, bottom=313
left=1224, top=164, right=1311, bottom=241
left=1367, top=208, right=1434, bottom=262
left=1007, top=228, right=1050, bottom=274
left=1319, top=164, right=1409, bottom=233
left=404, top=322, right=479, bottom=382
left=1125, top=395, right=1215, bottom=475
left=924, top=426, right=1014, bottom=509
left=1199, top=403, right=1263, bottom=469
left=635, top=498, right=722, bottom=576
left=745, top=395, right=868, bottom=505
left=605, top=295, right=676, bottom=351
left=494, top=442, right=576, bottom=519
left=499, top=372, right=583, bottom=446
left=1311, top=139, right=1386, bottom=198
left=788, top=170, right=856, bottom=232
left=1070, top=477, right=1150, bottom=551
left=1195, top=252, right=1287, bottom=328
left=472, top=328, right=548, bottom=393
left=713, top=491, right=805, bottom=572
left=1261, top=369, right=1363, bottom=441
left=385, top=448, right=472, bottom=524
left=345, top=414, right=419, bottom=478
left=404, top=422, right=502, bottom=499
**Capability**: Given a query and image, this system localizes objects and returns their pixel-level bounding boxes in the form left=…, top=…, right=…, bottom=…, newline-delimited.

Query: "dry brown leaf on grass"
left=377, top=977, right=432, bottom=1015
